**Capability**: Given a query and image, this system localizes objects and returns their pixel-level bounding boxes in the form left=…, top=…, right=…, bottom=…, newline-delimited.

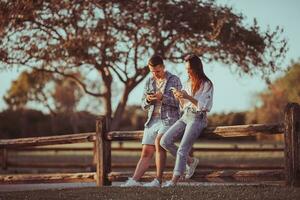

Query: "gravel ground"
left=0, top=185, right=300, bottom=200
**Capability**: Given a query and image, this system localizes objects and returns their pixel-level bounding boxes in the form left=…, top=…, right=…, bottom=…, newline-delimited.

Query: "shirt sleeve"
left=161, top=76, right=182, bottom=108
left=195, top=81, right=214, bottom=112
left=141, top=79, right=152, bottom=110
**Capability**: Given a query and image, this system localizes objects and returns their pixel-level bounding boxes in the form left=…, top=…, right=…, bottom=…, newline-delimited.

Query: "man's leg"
left=155, top=134, right=166, bottom=183
left=132, top=144, right=155, bottom=181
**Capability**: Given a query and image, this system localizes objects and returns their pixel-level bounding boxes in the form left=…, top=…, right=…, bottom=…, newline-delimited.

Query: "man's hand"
left=146, top=94, right=157, bottom=103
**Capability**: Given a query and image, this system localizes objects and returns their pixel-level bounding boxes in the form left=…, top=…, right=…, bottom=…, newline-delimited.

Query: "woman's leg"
left=160, top=120, right=186, bottom=157
left=172, top=119, right=206, bottom=183
left=132, top=144, right=155, bottom=181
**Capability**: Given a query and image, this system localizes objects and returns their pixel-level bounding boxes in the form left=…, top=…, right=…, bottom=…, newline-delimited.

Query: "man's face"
left=149, top=64, right=165, bottom=79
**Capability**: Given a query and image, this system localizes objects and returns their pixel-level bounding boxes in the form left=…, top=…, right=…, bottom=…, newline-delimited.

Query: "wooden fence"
left=0, top=103, right=299, bottom=186
left=0, top=132, right=96, bottom=184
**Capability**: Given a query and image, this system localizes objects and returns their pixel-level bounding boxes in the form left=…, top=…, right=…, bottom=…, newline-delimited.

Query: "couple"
left=121, top=54, right=213, bottom=187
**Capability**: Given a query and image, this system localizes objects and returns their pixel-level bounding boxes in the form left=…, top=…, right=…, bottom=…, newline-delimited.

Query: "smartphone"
left=169, top=87, right=177, bottom=92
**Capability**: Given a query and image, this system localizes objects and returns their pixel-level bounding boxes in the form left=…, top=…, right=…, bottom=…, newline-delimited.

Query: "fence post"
left=95, top=116, right=111, bottom=186
left=1, top=148, right=8, bottom=170
left=284, top=102, right=300, bottom=187
left=93, top=141, right=96, bottom=165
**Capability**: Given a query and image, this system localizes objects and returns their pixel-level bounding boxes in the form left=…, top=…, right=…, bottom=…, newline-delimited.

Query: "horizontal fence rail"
left=106, top=124, right=284, bottom=141
left=0, top=172, right=96, bottom=184
left=0, top=132, right=95, bottom=149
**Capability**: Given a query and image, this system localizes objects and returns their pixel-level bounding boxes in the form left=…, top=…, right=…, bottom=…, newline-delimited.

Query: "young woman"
left=160, top=54, right=214, bottom=187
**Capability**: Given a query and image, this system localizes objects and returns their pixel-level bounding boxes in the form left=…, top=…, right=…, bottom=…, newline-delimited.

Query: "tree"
left=4, top=70, right=83, bottom=114
left=208, top=111, right=247, bottom=126
left=4, top=69, right=86, bottom=132
left=253, top=62, right=300, bottom=123
left=4, top=70, right=56, bottom=114
left=0, top=0, right=287, bottom=130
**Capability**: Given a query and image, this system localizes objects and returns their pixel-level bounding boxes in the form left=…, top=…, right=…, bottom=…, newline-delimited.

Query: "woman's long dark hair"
left=184, top=54, right=212, bottom=95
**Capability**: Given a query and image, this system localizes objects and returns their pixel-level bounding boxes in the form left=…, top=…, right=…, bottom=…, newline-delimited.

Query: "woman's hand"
left=173, top=90, right=189, bottom=99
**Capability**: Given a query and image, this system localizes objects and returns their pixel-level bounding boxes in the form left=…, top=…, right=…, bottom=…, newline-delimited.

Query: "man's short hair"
left=148, top=55, right=164, bottom=67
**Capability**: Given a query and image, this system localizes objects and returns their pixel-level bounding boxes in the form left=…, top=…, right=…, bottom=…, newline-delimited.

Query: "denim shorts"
left=142, top=117, right=172, bottom=145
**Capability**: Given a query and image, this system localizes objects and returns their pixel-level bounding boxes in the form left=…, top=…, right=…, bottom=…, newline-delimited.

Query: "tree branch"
left=108, top=64, right=126, bottom=83
left=35, top=68, right=105, bottom=97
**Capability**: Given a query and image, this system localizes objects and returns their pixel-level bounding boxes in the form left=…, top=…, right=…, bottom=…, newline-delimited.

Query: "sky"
left=0, top=0, right=300, bottom=114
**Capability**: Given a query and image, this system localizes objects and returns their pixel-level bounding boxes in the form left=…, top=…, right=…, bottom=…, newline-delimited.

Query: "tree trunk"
left=110, top=73, right=149, bottom=130
left=110, top=87, right=131, bottom=130
left=103, top=94, right=112, bottom=118
left=99, top=67, right=113, bottom=119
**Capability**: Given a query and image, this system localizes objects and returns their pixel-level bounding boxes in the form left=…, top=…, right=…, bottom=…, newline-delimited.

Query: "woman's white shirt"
left=182, top=81, right=213, bottom=112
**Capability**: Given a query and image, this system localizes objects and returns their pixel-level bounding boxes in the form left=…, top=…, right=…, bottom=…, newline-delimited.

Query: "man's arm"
left=161, top=76, right=182, bottom=108
left=141, top=79, right=152, bottom=110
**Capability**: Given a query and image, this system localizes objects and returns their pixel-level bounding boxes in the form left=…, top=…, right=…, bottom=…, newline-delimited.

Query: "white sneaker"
left=162, top=180, right=176, bottom=187
left=143, top=178, right=161, bottom=187
left=185, top=157, right=199, bottom=179
left=120, top=178, right=142, bottom=187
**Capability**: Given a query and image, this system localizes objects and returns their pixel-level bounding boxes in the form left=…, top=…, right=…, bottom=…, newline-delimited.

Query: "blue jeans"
left=160, top=107, right=207, bottom=176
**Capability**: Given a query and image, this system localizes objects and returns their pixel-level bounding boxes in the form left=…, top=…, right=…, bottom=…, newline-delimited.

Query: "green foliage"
left=52, top=73, right=84, bottom=113
left=253, top=62, right=300, bottom=123
left=277, top=63, right=300, bottom=102
left=208, top=63, right=300, bottom=126
left=4, top=70, right=83, bottom=114
left=208, top=112, right=247, bottom=126
left=4, top=70, right=53, bottom=110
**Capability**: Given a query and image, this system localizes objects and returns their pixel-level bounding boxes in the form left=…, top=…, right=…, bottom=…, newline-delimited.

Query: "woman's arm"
left=184, top=93, right=198, bottom=106
left=175, top=81, right=213, bottom=111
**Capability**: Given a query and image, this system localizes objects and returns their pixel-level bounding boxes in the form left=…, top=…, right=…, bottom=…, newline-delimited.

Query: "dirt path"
left=1, top=184, right=300, bottom=200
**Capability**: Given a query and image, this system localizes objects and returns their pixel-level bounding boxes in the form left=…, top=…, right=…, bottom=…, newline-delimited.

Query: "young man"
left=121, top=55, right=182, bottom=187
